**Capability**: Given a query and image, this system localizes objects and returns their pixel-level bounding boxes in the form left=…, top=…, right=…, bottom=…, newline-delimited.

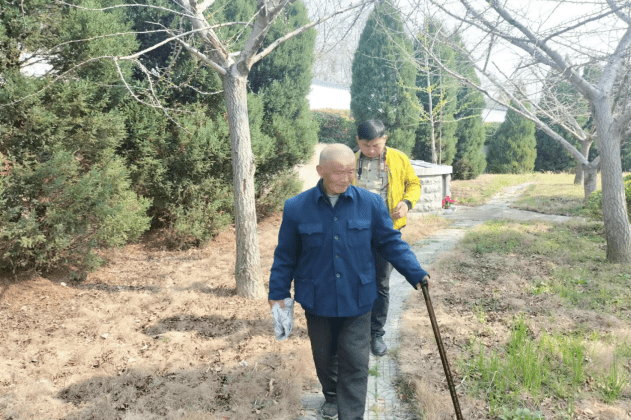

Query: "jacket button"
left=336, top=274, right=340, bottom=278
left=334, top=217, right=338, bottom=221
left=334, top=235, right=338, bottom=240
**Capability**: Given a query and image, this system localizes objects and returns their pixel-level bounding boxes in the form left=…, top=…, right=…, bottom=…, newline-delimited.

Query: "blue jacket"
left=268, top=181, right=428, bottom=317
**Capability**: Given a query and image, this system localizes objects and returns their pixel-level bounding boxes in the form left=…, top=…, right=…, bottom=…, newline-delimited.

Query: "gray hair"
left=319, top=144, right=355, bottom=165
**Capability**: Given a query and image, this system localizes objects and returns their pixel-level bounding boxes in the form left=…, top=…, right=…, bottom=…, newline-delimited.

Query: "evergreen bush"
left=452, top=46, right=487, bottom=179
left=351, top=1, right=419, bottom=155
left=312, top=109, right=355, bottom=146
left=0, top=150, right=150, bottom=273
left=487, top=102, right=537, bottom=174
left=256, top=170, right=303, bottom=217
left=0, top=2, right=150, bottom=273
left=453, top=116, right=487, bottom=179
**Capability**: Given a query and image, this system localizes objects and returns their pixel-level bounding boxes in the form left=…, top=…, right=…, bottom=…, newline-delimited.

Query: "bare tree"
left=307, top=0, right=369, bottom=85
left=168, top=0, right=372, bottom=297
left=399, top=0, right=631, bottom=263
left=44, top=0, right=372, bottom=298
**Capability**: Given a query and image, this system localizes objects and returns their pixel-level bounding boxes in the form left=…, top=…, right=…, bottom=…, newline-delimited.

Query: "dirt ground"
left=0, top=211, right=322, bottom=420
left=397, top=232, right=631, bottom=420
left=0, top=149, right=333, bottom=420
left=7, top=151, right=625, bottom=420
left=0, top=141, right=447, bottom=420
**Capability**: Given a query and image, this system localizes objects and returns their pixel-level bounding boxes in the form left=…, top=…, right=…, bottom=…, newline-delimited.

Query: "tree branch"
left=169, top=33, right=228, bottom=76
left=183, top=0, right=230, bottom=63
left=484, top=0, right=599, bottom=100
left=56, top=1, right=194, bottom=19
left=250, top=0, right=372, bottom=67
left=118, top=27, right=208, bottom=60
left=606, top=0, right=631, bottom=25
left=597, top=24, right=631, bottom=95
left=542, top=7, right=621, bottom=43
left=416, top=38, right=591, bottom=165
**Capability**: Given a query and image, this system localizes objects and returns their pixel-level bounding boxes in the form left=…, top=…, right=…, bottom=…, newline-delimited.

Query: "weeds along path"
left=299, top=182, right=577, bottom=420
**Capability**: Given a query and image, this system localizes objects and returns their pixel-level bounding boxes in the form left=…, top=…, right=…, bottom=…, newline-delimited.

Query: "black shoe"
left=371, top=335, right=387, bottom=356
left=320, top=401, right=338, bottom=419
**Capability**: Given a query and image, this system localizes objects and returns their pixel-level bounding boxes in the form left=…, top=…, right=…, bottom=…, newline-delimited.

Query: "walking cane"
left=418, top=282, right=464, bottom=420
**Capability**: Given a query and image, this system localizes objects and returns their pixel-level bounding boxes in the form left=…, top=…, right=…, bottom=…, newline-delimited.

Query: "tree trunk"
left=574, top=139, right=592, bottom=185
left=583, top=162, right=598, bottom=203
left=222, top=71, right=266, bottom=298
left=594, top=99, right=631, bottom=263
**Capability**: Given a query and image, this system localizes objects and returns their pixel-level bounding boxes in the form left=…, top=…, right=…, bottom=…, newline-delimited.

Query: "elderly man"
left=268, top=144, right=429, bottom=420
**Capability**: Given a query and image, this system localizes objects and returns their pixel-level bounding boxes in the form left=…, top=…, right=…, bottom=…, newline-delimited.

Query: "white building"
left=307, top=78, right=506, bottom=123
left=306, top=79, right=351, bottom=110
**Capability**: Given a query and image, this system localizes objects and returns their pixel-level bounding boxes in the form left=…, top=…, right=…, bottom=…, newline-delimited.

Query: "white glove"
left=271, top=298, right=294, bottom=341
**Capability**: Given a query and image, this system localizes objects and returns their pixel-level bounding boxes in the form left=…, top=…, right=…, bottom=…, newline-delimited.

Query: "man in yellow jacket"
left=353, top=119, right=421, bottom=356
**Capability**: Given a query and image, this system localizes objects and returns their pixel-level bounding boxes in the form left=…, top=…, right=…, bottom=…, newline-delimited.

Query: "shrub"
left=312, top=109, right=356, bottom=146
left=256, top=170, right=303, bottom=217
left=487, top=101, right=536, bottom=174
left=163, top=178, right=233, bottom=250
left=0, top=150, right=151, bottom=273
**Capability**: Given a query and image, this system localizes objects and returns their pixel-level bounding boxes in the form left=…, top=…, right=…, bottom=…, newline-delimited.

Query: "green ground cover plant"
left=512, top=173, right=594, bottom=216
left=462, top=317, right=590, bottom=415
left=462, top=220, right=630, bottom=316
left=454, top=219, right=631, bottom=416
left=450, top=174, right=538, bottom=206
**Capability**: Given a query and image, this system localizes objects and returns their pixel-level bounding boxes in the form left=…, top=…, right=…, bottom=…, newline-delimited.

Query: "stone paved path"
left=297, top=183, right=576, bottom=420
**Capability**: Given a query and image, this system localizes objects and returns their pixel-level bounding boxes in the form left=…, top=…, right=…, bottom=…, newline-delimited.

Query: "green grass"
left=462, top=317, right=595, bottom=415
left=450, top=172, right=602, bottom=216
left=433, top=172, right=631, bottom=416
left=451, top=174, right=538, bottom=206
left=513, top=174, right=593, bottom=216
left=460, top=220, right=630, bottom=316
left=598, top=356, right=630, bottom=403
left=453, top=219, right=631, bottom=414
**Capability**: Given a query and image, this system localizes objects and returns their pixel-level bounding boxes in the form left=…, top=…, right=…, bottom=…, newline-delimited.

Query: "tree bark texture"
left=594, top=98, right=631, bottom=263
left=583, top=163, right=598, bottom=203
left=222, top=72, right=266, bottom=298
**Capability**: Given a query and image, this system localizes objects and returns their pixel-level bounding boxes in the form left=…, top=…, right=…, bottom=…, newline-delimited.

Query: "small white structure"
left=307, top=79, right=351, bottom=110
left=409, top=160, right=453, bottom=214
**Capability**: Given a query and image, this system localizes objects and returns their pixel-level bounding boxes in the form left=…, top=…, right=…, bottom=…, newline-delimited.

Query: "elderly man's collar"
left=316, top=179, right=355, bottom=206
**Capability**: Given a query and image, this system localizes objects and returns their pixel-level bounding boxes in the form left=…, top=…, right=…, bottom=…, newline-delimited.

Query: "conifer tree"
left=452, top=36, right=486, bottom=179
left=0, top=0, right=150, bottom=272
left=487, top=101, right=537, bottom=173
left=351, top=1, right=419, bottom=155
left=249, top=1, right=318, bottom=176
left=534, top=121, right=579, bottom=172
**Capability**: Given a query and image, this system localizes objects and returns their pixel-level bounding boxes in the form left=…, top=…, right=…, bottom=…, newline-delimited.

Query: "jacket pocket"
left=358, top=271, right=377, bottom=307
left=347, top=219, right=371, bottom=248
left=298, top=223, right=323, bottom=248
left=294, top=278, right=314, bottom=310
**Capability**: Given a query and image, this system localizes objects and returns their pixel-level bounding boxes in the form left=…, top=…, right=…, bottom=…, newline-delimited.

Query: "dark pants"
left=305, top=311, right=371, bottom=420
left=371, top=247, right=393, bottom=338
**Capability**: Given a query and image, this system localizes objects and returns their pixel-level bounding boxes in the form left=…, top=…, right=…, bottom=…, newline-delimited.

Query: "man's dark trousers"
left=371, top=248, right=394, bottom=338
left=305, top=311, right=371, bottom=420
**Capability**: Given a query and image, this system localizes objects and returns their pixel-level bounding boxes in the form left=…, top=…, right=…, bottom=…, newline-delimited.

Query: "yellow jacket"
left=354, top=147, right=421, bottom=230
